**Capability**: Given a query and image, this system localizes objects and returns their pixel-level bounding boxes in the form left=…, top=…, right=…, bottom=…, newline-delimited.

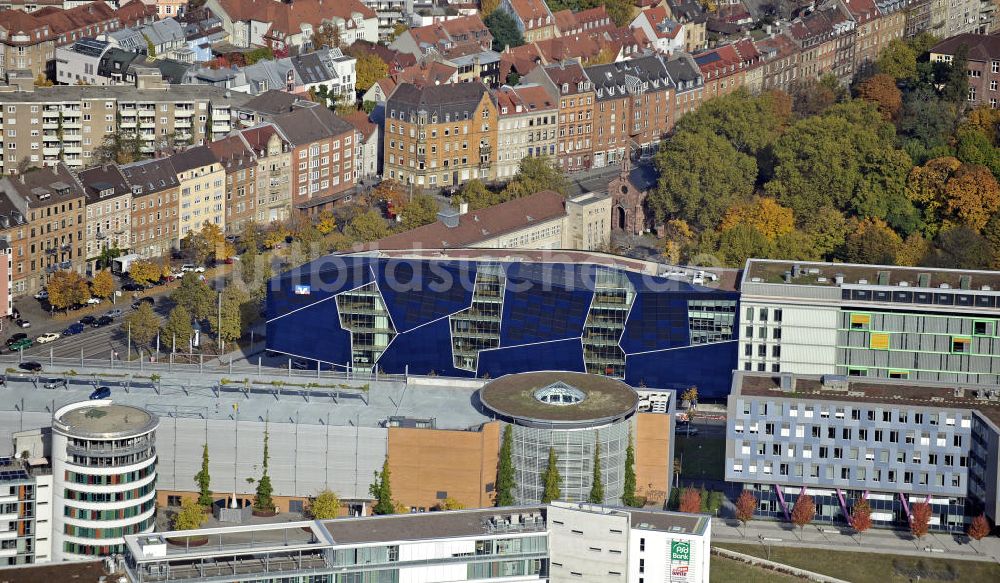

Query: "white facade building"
left=51, top=401, right=159, bottom=561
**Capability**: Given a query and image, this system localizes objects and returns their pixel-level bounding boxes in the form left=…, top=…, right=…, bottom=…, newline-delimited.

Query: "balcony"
left=43, top=146, right=61, bottom=157
left=174, top=109, right=194, bottom=117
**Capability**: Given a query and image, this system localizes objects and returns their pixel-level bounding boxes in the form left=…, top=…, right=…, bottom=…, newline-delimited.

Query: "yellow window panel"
left=850, top=314, right=871, bottom=329
left=870, top=333, right=890, bottom=350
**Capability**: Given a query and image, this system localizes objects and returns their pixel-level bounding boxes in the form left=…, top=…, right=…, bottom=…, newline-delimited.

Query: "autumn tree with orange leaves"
left=679, top=488, right=701, bottom=514
left=910, top=502, right=932, bottom=539
left=856, top=74, right=903, bottom=120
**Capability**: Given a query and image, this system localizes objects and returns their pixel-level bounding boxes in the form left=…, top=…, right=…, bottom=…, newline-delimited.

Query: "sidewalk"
left=711, top=516, right=1000, bottom=563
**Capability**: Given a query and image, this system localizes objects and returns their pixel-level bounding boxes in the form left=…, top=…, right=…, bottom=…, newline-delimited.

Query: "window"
left=951, top=336, right=972, bottom=354
left=850, top=313, right=871, bottom=330
left=974, top=320, right=993, bottom=336
left=869, top=332, right=890, bottom=350
left=847, top=368, right=867, bottom=377
left=888, top=370, right=909, bottom=379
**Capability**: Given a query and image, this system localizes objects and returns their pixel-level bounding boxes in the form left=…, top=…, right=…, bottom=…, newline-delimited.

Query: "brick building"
left=77, top=164, right=131, bottom=269
left=525, top=61, right=594, bottom=172
left=930, top=34, right=1000, bottom=108
left=121, top=158, right=180, bottom=260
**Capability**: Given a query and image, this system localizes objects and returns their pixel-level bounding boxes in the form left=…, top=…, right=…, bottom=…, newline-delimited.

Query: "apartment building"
left=725, top=371, right=1000, bottom=531
left=341, top=110, right=379, bottom=181
left=739, top=259, right=1000, bottom=385
left=206, top=0, right=378, bottom=53
left=0, top=73, right=251, bottom=174
left=390, top=14, right=494, bottom=59
left=0, top=455, right=52, bottom=566
left=525, top=62, right=594, bottom=172
left=903, top=0, right=933, bottom=37
left=0, top=163, right=85, bottom=295
left=844, top=0, right=907, bottom=72
left=170, top=145, right=224, bottom=239
left=586, top=55, right=675, bottom=167
left=0, top=1, right=122, bottom=79
left=757, top=33, right=799, bottom=92
left=789, top=4, right=857, bottom=84
left=239, top=123, right=292, bottom=225
left=929, top=0, right=982, bottom=38
left=494, top=84, right=557, bottom=179
left=207, top=135, right=256, bottom=237
left=120, top=158, right=180, bottom=260
left=77, top=164, right=131, bottom=267
left=930, top=34, right=1000, bottom=108
left=665, top=53, right=704, bottom=120
left=123, top=503, right=712, bottom=583
left=500, top=0, right=559, bottom=42
left=383, top=81, right=497, bottom=191
left=270, top=103, right=357, bottom=214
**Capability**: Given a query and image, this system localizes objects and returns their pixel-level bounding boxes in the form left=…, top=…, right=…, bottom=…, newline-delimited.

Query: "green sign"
left=671, top=540, right=690, bottom=562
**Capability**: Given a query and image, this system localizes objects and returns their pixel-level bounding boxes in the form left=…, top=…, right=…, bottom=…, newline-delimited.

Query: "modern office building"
left=0, top=455, right=52, bottom=566
left=266, top=249, right=740, bottom=397
left=122, top=502, right=712, bottom=583
left=725, top=371, right=1000, bottom=531
left=480, top=372, right=640, bottom=505
left=51, top=401, right=159, bottom=561
left=739, top=259, right=1000, bottom=385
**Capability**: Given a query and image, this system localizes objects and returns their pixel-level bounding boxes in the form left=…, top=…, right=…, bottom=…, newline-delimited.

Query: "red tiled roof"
left=341, top=110, right=377, bottom=139
left=506, top=0, right=552, bottom=29
left=213, top=0, right=375, bottom=38
left=394, top=61, right=458, bottom=87
left=553, top=9, right=576, bottom=33
left=116, top=0, right=157, bottom=28
left=240, top=123, right=289, bottom=153
left=375, top=190, right=567, bottom=249
left=842, top=0, right=879, bottom=23
left=930, top=33, right=1000, bottom=63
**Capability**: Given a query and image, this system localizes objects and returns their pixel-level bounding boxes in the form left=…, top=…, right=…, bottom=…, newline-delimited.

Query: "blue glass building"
left=265, top=251, right=740, bottom=397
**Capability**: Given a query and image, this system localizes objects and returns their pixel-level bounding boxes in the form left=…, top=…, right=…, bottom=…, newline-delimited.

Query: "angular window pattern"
left=688, top=299, right=737, bottom=344
left=582, top=267, right=634, bottom=378
left=335, top=282, right=396, bottom=367
left=450, top=264, right=505, bottom=371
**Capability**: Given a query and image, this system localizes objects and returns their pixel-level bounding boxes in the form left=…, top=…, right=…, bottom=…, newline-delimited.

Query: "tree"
left=480, top=0, right=499, bottom=15
left=605, top=0, right=633, bottom=26
left=173, top=498, right=207, bottom=531
left=944, top=164, right=1000, bottom=232
left=34, top=73, right=53, bottom=87
left=790, top=494, right=816, bottom=536
left=162, top=305, right=194, bottom=351
left=182, top=221, right=225, bottom=265
left=876, top=38, right=917, bottom=82
left=588, top=440, right=604, bottom=504
left=501, top=156, right=569, bottom=200
left=963, top=106, right=1000, bottom=145
left=735, top=490, right=757, bottom=535
left=369, top=458, right=395, bottom=515
left=436, top=497, right=465, bottom=511
left=622, top=434, right=637, bottom=507
left=172, top=275, right=215, bottom=322
left=484, top=10, right=524, bottom=52
left=308, top=489, right=342, bottom=519
left=718, top=224, right=774, bottom=267
left=674, top=89, right=788, bottom=159
left=128, top=260, right=162, bottom=287
left=254, top=427, right=275, bottom=512
left=95, top=130, right=143, bottom=165
left=942, top=44, right=969, bottom=104
left=931, top=224, right=993, bottom=269
left=311, top=21, right=342, bottom=49
left=541, top=448, right=561, bottom=503
left=345, top=209, right=389, bottom=242
left=856, top=74, right=903, bottom=120
left=46, top=271, right=90, bottom=310
left=850, top=497, right=872, bottom=539
left=583, top=46, right=616, bottom=66
left=355, top=53, right=388, bottom=92
left=90, top=270, right=114, bottom=300
left=955, top=126, right=1000, bottom=179
left=460, top=179, right=503, bottom=210
left=679, top=488, right=701, bottom=513
left=698, top=484, right=710, bottom=513
left=195, top=443, right=213, bottom=508
left=910, top=502, right=932, bottom=539
left=967, top=513, right=990, bottom=543
left=245, top=47, right=274, bottom=65
left=399, top=194, right=439, bottom=230
left=123, top=303, right=160, bottom=348
left=652, top=128, right=757, bottom=230
left=496, top=425, right=515, bottom=506
left=719, top=197, right=795, bottom=241
left=985, top=213, right=1000, bottom=268
left=906, top=156, right=962, bottom=231
left=907, top=32, right=940, bottom=57
left=843, top=218, right=903, bottom=265
left=680, top=386, right=699, bottom=408
left=144, top=34, right=156, bottom=58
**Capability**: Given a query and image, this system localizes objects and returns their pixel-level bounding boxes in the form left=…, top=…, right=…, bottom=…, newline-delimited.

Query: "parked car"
left=86, top=297, right=102, bottom=305
left=16, top=319, right=30, bottom=328
left=5, top=333, right=27, bottom=347
left=43, top=378, right=67, bottom=390
left=9, top=338, right=32, bottom=351
left=171, top=271, right=185, bottom=279
left=106, top=309, right=123, bottom=318
left=132, top=297, right=155, bottom=310
left=18, top=361, right=42, bottom=372
left=675, top=425, right=699, bottom=436
left=35, top=332, right=60, bottom=344
left=34, top=289, right=48, bottom=300
left=121, top=282, right=145, bottom=292
left=93, top=316, right=114, bottom=327
left=78, top=315, right=96, bottom=326
left=63, top=323, right=85, bottom=336
left=181, top=264, right=205, bottom=273
left=89, top=386, right=111, bottom=400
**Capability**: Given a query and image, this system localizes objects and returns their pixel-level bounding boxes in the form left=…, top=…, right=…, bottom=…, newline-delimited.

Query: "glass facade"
left=267, top=256, right=740, bottom=397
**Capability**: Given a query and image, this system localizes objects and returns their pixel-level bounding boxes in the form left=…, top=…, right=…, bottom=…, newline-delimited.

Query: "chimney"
left=437, top=208, right=460, bottom=228
left=458, top=201, right=468, bottom=215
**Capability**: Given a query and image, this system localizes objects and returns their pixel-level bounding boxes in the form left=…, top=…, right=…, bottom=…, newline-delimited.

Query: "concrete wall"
left=547, top=504, right=629, bottom=582
left=388, top=421, right=500, bottom=510
left=635, top=413, right=670, bottom=505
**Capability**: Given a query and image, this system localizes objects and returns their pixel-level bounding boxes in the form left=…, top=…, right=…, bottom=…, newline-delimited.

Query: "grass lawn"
left=710, top=554, right=804, bottom=583
left=675, top=436, right=726, bottom=482
left=715, top=542, right=1000, bottom=583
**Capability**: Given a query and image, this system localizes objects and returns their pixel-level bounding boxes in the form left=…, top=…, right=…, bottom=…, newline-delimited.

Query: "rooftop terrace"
left=743, top=259, right=1000, bottom=292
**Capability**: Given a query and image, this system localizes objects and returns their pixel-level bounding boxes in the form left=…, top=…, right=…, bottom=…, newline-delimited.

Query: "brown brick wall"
left=387, top=421, right=500, bottom=511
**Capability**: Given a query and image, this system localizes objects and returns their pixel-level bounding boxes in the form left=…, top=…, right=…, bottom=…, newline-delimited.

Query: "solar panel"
left=0, top=457, right=11, bottom=466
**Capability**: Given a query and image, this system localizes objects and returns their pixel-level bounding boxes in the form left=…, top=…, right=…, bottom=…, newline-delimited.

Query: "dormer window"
left=562, top=83, right=569, bottom=93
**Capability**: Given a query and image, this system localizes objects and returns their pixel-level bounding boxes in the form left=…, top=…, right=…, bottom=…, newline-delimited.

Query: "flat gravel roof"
left=56, top=403, right=157, bottom=438
left=480, top=371, right=637, bottom=426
